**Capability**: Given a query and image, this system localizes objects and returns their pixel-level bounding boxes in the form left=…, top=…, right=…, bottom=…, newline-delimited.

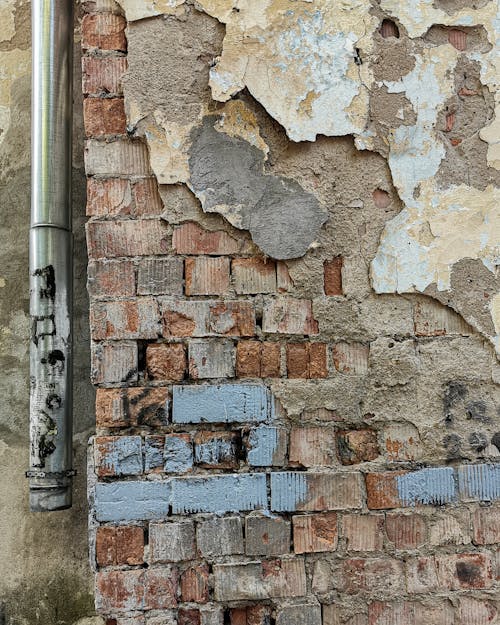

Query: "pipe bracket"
left=26, top=470, right=77, bottom=479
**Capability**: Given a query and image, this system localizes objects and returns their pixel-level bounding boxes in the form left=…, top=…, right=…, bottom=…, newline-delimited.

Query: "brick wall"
left=83, top=3, right=500, bottom=624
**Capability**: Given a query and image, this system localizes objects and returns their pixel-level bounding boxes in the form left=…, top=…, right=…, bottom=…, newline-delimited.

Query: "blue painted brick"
left=94, top=480, right=170, bottom=522
left=172, top=383, right=270, bottom=424
left=171, top=473, right=267, bottom=513
left=458, top=463, right=500, bottom=501
left=95, top=436, right=143, bottom=476
left=270, top=472, right=308, bottom=511
left=164, top=434, right=193, bottom=473
left=247, top=426, right=286, bottom=466
left=396, top=467, right=456, bottom=506
left=144, top=436, right=165, bottom=472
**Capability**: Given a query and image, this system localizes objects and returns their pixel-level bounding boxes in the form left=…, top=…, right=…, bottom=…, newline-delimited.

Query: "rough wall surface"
left=83, top=1, right=500, bottom=623
left=0, top=1, right=98, bottom=623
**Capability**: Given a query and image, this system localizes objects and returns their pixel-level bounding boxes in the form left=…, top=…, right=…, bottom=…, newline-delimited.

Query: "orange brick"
left=180, top=564, right=209, bottom=603
left=290, top=427, right=336, bottom=467
left=366, top=472, right=406, bottom=510
left=324, top=256, right=343, bottom=295
left=88, top=260, right=135, bottom=298
left=146, top=343, right=186, bottom=381
left=185, top=257, right=230, bottom=296
left=83, top=97, right=126, bottom=137
left=286, top=343, right=327, bottom=378
left=236, top=341, right=281, bottom=377
left=96, top=526, right=144, bottom=566
left=95, top=387, right=169, bottom=428
left=82, top=56, right=127, bottom=95
left=293, top=512, right=338, bottom=553
left=232, top=257, right=276, bottom=294
left=337, top=429, right=379, bottom=465
left=343, top=514, right=384, bottom=552
left=173, top=221, right=240, bottom=255
left=82, top=13, right=127, bottom=51
left=144, top=568, right=178, bottom=610
left=86, top=178, right=132, bottom=217
left=132, top=178, right=163, bottom=216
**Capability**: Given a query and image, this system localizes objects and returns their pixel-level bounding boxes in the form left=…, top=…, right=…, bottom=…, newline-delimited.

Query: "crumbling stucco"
left=118, top=0, right=500, bottom=352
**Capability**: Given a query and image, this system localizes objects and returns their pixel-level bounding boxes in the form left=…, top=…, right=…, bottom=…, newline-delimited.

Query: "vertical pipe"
left=28, top=0, right=74, bottom=511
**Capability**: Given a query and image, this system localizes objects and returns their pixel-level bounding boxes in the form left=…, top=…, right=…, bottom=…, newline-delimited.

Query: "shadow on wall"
left=0, top=3, right=97, bottom=624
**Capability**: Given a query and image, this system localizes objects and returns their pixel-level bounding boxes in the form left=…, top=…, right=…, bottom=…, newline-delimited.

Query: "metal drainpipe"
left=27, top=0, right=75, bottom=511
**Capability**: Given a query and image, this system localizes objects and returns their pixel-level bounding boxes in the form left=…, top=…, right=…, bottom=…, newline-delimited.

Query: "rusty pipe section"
left=28, top=0, right=74, bottom=511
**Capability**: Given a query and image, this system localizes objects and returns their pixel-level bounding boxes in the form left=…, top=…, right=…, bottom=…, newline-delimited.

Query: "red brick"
left=146, top=342, right=186, bottom=381
left=88, top=260, right=136, bottom=298
left=86, top=219, right=170, bottom=258
left=366, top=472, right=406, bottom=510
left=82, top=56, right=127, bottom=96
left=406, top=556, right=439, bottom=594
left=82, top=14, right=127, bottom=51
left=449, top=28, right=467, bottom=51
left=95, top=387, right=169, bottom=428
left=286, top=343, right=327, bottom=378
left=178, top=609, right=201, bottom=625
left=172, top=221, right=240, bottom=255
left=343, top=558, right=404, bottom=596
left=324, top=256, right=343, bottom=295
left=96, top=569, right=144, bottom=613
left=90, top=298, right=160, bottom=340
left=232, top=258, right=276, bottom=294
left=236, top=340, right=281, bottom=378
left=436, top=553, right=493, bottom=590
left=144, top=567, right=178, bottom=609
left=379, top=19, right=399, bottom=39
left=91, top=340, right=137, bottom=385
left=180, top=564, right=209, bottom=603
left=96, top=526, right=144, bottom=566
left=86, top=178, right=132, bottom=217
left=276, top=261, right=293, bottom=292
left=185, top=257, right=230, bottom=296
left=385, top=513, right=426, bottom=549
left=263, top=298, right=318, bottom=335
left=132, top=178, right=163, bottom=216
left=337, top=430, right=379, bottom=465
left=368, top=601, right=454, bottom=625
left=247, top=606, right=271, bottom=625
left=208, top=301, right=255, bottom=336
left=230, top=609, right=247, bottom=625
left=84, top=97, right=126, bottom=137
left=289, top=427, right=336, bottom=467
left=332, top=342, right=369, bottom=374
left=293, top=512, right=338, bottom=553
left=343, top=514, right=384, bottom=552
left=473, top=507, right=500, bottom=545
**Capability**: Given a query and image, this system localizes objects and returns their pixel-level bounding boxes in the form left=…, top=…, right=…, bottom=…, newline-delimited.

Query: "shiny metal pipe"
left=29, top=0, right=74, bottom=511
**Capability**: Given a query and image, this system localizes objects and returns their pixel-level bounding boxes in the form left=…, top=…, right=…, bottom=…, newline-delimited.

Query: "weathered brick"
left=95, top=387, right=169, bottom=428
left=95, top=436, right=142, bottom=477
left=271, top=472, right=364, bottom=512
left=429, top=509, right=471, bottom=546
left=172, top=473, right=267, bottom=514
left=87, top=220, right=169, bottom=258
left=185, top=257, right=230, bottom=296
left=293, top=512, right=338, bottom=553
left=368, top=601, right=454, bottom=625
left=276, top=261, right=293, bottom=292
left=132, top=177, right=163, bottom=216
left=263, top=298, right=318, bottom=335
left=91, top=340, right=137, bottom=384
left=146, top=342, right=186, bottom=381
left=385, top=513, right=426, bottom=549
left=413, top=297, right=471, bottom=336
left=332, top=342, right=369, bottom=374
left=144, top=567, right=178, bottom=610
left=85, top=139, right=151, bottom=176
left=458, top=463, right=500, bottom=502
left=164, top=434, right=193, bottom=474
left=179, top=609, right=201, bottom=625
left=189, top=339, right=235, bottom=379
left=473, top=507, right=500, bottom=545
left=150, top=521, right=195, bottom=563
left=245, top=514, right=291, bottom=556
left=247, top=426, right=288, bottom=467
left=230, top=606, right=271, bottom=625
left=286, top=343, right=328, bottom=378
left=232, top=258, right=277, bottom=294
left=86, top=178, right=132, bottom=217
left=214, top=559, right=307, bottom=601
left=197, top=516, right=244, bottom=557
left=88, top=260, right=136, bottom=298
left=96, top=526, right=144, bottom=566
left=137, top=258, right=183, bottom=295
left=289, top=427, right=336, bottom=467
left=91, top=298, right=160, bottom=340
left=96, top=569, right=144, bottom=613
left=144, top=435, right=165, bottom=472
left=82, top=56, right=127, bottom=96
left=458, top=597, right=498, bottom=625
left=406, top=556, right=439, bottom=594
left=407, top=553, right=493, bottom=592
left=194, top=431, right=241, bottom=469
left=181, top=563, right=210, bottom=603
left=172, top=383, right=270, bottom=424
left=449, top=28, right=467, bottom=51
left=336, top=429, right=379, bottom=465
left=236, top=341, right=281, bottom=378
left=382, top=423, right=422, bottom=462
left=324, top=257, right=343, bottom=295
left=94, top=481, right=170, bottom=522
left=172, top=221, right=242, bottom=255
left=200, top=606, right=224, bottom=625
left=342, top=558, right=405, bottom=596
left=160, top=298, right=256, bottom=337
left=84, top=97, right=126, bottom=137
left=82, top=13, right=127, bottom=51
left=342, top=514, right=384, bottom=552
left=276, top=603, right=322, bottom=625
